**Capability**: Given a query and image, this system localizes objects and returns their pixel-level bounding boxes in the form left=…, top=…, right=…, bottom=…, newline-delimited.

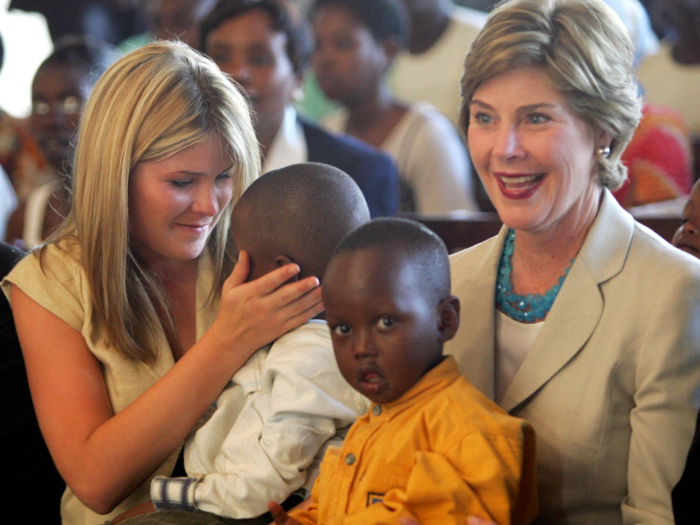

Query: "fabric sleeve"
left=622, top=265, right=700, bottom=524
left=151, top=476, right=199, bottom=512
left=355, top=152, right=399, bottom=219
left=401, top=108, right=478, bottom=214
left=1, top=244, right=87, bottom=333
left=288, top=469, right=323, bottom=525
left=192, top=328, right=367, bottom=519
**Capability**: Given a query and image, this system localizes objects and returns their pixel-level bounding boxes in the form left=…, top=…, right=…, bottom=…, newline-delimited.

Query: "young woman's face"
left=128, top=134, right=233, bottom=271
left=205, top=9, right=300, bottom=131
left=312, top=4, right=387, bottom=105
left=467, top=66, right=602, bottom=235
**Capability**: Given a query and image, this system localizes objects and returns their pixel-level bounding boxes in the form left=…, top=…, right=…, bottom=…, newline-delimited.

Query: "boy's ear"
left=437, top=295, right=460, bottom=343
left=275, top=255, right=299, bottom=282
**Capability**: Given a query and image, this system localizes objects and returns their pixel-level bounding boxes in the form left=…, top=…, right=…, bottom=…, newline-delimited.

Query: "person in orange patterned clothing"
left=613, top=102, right=693, bottom=208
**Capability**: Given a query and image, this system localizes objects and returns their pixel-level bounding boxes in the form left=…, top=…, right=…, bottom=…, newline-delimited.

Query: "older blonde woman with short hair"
left=445, top=0, right=700, bottom=522
left=2, top=42, right=323, bottom=525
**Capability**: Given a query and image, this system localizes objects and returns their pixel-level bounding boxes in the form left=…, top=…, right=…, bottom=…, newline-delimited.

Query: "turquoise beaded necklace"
left=495, top=229, right=574, bottom=323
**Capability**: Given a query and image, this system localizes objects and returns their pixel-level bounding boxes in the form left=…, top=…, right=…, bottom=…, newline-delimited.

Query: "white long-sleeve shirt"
left=151, top=320, right=369, bottom=519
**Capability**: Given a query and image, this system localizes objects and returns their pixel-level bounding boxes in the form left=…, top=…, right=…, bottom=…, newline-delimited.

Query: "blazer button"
left=345, top=453, right=356, bottom=465
left=372, top=405, right=382, bottom=416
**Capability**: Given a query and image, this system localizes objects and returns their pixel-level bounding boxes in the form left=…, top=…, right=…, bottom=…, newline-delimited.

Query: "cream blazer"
left=445, top=191, right=700, bottom=525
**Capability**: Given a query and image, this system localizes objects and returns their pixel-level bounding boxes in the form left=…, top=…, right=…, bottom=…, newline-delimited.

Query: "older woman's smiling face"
left=468, top=66, right=604, bottom=235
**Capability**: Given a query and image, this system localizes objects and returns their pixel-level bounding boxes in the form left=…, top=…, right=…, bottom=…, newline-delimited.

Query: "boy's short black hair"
left=311, top=0, right=407, bottom=47
left=332, top=217, right=450, bottom=303
left=201, top=0, right=312, bottom=74
left=234, top=162, right=370, bottom=279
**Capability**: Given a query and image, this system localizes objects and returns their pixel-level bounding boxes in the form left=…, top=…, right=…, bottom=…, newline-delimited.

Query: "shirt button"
left=372, top=405, right=382, bottom=416
left=345, top=453, right=356, bottom=465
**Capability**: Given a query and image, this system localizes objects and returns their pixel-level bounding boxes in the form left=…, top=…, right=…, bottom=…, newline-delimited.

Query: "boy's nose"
left=352, top=331, right=378, bottom=359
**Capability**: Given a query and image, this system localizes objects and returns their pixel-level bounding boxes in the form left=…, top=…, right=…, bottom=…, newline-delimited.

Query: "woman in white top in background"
left=312, top=0, right=478, bottom=213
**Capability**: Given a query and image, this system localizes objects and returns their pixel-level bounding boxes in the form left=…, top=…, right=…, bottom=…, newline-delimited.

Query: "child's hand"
left=269, top=501, right=303, bottom=525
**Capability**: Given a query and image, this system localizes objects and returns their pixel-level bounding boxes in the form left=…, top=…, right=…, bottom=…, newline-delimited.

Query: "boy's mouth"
left=357, top=366, right=387, bottom=396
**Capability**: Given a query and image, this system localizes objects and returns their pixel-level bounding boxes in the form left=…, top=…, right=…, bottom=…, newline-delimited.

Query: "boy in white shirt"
left=119, top=163, right=371, bottom=524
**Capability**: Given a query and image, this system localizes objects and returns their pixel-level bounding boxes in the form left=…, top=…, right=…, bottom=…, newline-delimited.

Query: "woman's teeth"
left=499, top=174, right=543, bottom=190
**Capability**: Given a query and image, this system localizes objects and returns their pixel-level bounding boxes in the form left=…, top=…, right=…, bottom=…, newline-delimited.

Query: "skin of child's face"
left=673, top=180, right=700, bottom=258
left=323, top=247, right=455, bottom=404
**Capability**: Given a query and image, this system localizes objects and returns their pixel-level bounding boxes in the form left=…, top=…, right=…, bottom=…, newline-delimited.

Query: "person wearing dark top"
left=1, top=241, right=65, bottom=523
left=200, top=0, right=399, bottom=218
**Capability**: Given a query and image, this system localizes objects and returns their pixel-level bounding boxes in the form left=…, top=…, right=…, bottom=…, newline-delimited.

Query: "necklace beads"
left=495, top=229, right=574, bottom=323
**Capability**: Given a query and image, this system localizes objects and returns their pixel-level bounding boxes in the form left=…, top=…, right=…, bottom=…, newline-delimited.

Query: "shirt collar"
left=363, top=356, right=462, bottom=422
left=262, top=106, right=307, bottom=174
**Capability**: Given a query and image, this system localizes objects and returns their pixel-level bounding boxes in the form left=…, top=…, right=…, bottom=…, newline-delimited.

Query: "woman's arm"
left=12, top=252, right=323, bottom=514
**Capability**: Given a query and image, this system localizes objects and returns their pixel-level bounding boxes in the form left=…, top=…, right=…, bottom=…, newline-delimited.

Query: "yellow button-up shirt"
left=291, top=356, right=538, bottom=524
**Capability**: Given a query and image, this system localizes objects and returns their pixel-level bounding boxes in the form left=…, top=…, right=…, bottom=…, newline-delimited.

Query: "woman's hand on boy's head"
left=268, top=501, right=303, bottom=525
left=211, top=250, right=323, bottom=357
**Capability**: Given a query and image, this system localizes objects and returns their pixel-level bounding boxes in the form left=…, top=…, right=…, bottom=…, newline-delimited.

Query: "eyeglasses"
left=32, top=96, right=81, bottom=116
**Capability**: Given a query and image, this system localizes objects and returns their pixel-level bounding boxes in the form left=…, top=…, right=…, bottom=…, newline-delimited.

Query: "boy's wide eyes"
left=333, top=324, right=351, bottom=336
left=377, top=316, right=395, bottom=330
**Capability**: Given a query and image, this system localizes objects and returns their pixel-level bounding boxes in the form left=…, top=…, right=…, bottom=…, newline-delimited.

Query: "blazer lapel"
left=449, top=227, right=508, bottom=400
left=500, top=190, right=634, bottom=412
left=500, top=259, right=603, bottom=412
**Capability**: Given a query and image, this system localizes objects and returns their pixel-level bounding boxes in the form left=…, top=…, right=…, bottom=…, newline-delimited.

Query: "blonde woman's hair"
left=460, top=0, right=642, bottom=190
left=46, top=41, right=260, bottom=363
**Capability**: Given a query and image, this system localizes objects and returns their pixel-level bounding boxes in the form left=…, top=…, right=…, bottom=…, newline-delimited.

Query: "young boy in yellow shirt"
left=270, top=218, right=537, bottom=525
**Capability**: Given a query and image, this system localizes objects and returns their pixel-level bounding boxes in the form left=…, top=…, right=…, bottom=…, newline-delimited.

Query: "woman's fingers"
left=214, top=262, right=323, bottom=354
left=275, top=288, right=325, bottom=334
left=224, top=250, right=251, bottom=291
left=235, top=260, right=303, bottom=297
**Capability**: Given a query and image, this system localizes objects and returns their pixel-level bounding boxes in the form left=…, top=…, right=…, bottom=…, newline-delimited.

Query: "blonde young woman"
left=2, top=42, right=323, bottom=525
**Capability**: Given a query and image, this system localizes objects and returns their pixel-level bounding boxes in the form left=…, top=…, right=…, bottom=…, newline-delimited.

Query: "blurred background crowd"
left=0, top=0, right=699, bottom=245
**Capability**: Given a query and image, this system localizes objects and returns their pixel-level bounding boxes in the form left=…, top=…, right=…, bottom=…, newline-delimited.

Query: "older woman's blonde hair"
left=460, top=0, right=642, bottom=190
left=48, top=41, right=260, bottom=363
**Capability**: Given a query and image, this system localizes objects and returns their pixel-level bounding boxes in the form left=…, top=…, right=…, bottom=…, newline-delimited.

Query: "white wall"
left=0, top=0, right=52, bottom=117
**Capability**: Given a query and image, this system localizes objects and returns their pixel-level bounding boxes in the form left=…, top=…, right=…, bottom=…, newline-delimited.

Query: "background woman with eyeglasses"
left=6, top=36, right=117, bottom=249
